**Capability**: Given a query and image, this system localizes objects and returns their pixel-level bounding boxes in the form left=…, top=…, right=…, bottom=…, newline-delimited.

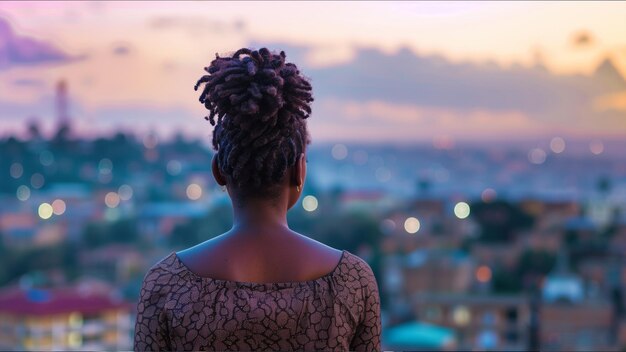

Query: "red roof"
left=0, top=286, right=131, bottom=316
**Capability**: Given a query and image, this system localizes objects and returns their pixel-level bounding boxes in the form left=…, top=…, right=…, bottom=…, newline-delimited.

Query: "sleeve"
left=350, top=261, right=382, bottom=352
left=134, top=266, right=172, bottom=352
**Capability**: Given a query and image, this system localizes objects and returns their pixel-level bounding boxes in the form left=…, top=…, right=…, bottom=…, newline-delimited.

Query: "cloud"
left=11, top=78, right=45, bottom=88
left=593, top=91, right=626, bottom=112
left=571, top=30, right=594, bottom=48
left=246, top=41, right=626, bottom=140
left=247, top=40, right=354, bottom=68
left=0, top=16, right=77, bottom=70
left=112, top=44, right=131, bottom=56
left=251, top=41, right=624, bottom=116
left=247, top=41, right=309, bottom=66
left=3, top=35, right=625, bottom=142
left=312, top=98, right=545, bottom=142
left=306, top=45, right=626, bottom=118
left=148, top=16, right=245, bottom=35
left=319, top=99, right=530, bottom=126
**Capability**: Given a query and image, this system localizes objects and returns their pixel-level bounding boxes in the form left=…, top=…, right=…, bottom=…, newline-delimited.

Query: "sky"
left=0, top=1, right=625, bottom=143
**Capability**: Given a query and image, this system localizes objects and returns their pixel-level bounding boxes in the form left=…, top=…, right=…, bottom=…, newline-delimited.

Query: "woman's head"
left=195, top=48, right=313, bottom=204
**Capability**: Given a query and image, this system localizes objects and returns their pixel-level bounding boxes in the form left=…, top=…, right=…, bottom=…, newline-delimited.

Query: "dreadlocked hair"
left=194, top=47, right=314, bottom=199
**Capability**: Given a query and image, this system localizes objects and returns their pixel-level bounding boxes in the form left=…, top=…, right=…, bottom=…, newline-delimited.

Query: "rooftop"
left=0, top=285, right=130, bottom=316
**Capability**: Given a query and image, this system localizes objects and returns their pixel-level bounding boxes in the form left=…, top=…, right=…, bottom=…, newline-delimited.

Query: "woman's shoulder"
left=139, top=252, right=187, bottom=293
left=335, top=251, right=378, bottom=291
left=337, top=250, right=372, bottom=272
left=340, top=250, right=375, bottom=272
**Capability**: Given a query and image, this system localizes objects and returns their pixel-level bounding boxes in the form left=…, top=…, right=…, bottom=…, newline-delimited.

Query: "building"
left=402, top=249, right=474, bottom=294
left=137, top=201, right=209, bottom=241
left=0, top=284, right=132, bottom=350
left=78, top=244, right=147, bottom=284
left=540, top=301, right=614, bottom=351
left=538, top=248, right=620, bottom=351
left=412, top=292, right=530, bottom=351
left=0, top=210, right=37, bottom=247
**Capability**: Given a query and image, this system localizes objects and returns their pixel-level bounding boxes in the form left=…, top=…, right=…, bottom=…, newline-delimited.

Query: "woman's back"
left=134, top=250, right=381, bottom=351
left=134, top=47, right=382, bottom=351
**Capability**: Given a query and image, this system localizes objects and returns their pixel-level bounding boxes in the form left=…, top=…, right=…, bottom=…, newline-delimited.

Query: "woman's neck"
left=231, top=197, right=290, bottom=233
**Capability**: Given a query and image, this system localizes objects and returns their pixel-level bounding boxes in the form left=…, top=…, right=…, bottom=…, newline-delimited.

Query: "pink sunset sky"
left=1, top=1, right=625, bottom=143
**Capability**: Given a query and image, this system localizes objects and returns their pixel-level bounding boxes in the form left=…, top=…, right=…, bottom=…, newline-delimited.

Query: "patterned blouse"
left=134, top=250, right=381, bottom=351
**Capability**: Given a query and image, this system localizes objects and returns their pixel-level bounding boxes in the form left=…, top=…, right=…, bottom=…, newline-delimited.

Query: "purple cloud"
left=112, top=44, right=131, bottom=56
left=0, top=16, right=76, bottom=69
left=11, top=78, right=45, bottom=87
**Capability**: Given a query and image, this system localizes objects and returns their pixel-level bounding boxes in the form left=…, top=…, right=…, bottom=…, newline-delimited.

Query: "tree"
left=169, top=204, right=233, bottom=248
left=470, top=200, right=535, bottom=243
left=597, top=175, right=612, bottom=195
left=27, top=119, right=42, bottom=140
left=82, top=219, right=139, bottom=248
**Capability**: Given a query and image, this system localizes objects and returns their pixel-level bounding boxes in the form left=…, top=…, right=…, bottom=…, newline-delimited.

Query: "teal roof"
left=383, top=321, right=455, bottom=349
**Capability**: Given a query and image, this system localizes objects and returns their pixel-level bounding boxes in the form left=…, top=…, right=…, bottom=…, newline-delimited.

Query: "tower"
left=56, top=80, right=68, bottom=124
left=54, top=80, right=71, bottom=141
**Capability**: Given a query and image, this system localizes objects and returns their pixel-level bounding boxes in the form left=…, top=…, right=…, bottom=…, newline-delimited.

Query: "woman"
left=134, top=48, right=381, bottom=351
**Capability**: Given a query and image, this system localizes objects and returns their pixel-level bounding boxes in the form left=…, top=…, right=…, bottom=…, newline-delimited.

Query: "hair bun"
left=194, top=48, right=313, bottom=195
left=195, top=48, right=313, bottom=130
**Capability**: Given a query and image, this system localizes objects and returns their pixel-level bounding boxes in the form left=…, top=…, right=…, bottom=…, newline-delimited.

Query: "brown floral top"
left=134, top=250, right=381, bottom=351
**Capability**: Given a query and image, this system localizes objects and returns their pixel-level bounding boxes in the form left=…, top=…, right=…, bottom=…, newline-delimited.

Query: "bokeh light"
left=10, top=162, right=23, bottom=179
left=186, top=183, right=202, bottom=200
left=40, top=150, right=54, bottom=166
left=98, top=158, right=113, bottom=175
left=476, top=265, right=492, bottom=283
left=104, top=192, right=120, bottom=208
left=302, top=195, right=319, bottom=212
left=38, top=203, right=53, bottom=220
left=404, top=217, right=421, bottom=234
left=452, top=306, right=471, bottom=326
left=454, top=202, right=470, bottom=219
left=30, top=173, right=45, bottom=189
left=16, top=185, right=30, bottom=201
left=118, top=184, right=133, bottom=201
left=331, top=144, right=348, bottom=160
left=528, top=148, right=547, bottom=165
left=481, top=188, right=497, bottom=203
left=52, top=199, right=66, bottom=215
left=550, top=137, right=566, bottom=154
left=590, top=140, right=604, bottom=155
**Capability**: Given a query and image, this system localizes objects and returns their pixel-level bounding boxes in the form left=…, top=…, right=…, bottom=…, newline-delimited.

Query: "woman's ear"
left=294, top=152, right=306, bottom=188
left=212, top=154, right=227, bottom=186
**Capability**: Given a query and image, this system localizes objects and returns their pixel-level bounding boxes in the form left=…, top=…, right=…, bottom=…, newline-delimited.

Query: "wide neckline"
left=171, top=249, right=348, bottom=289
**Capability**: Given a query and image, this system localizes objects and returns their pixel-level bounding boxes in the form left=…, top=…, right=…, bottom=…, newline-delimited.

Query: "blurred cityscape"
left=0, top=80, right=625, bottom=351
